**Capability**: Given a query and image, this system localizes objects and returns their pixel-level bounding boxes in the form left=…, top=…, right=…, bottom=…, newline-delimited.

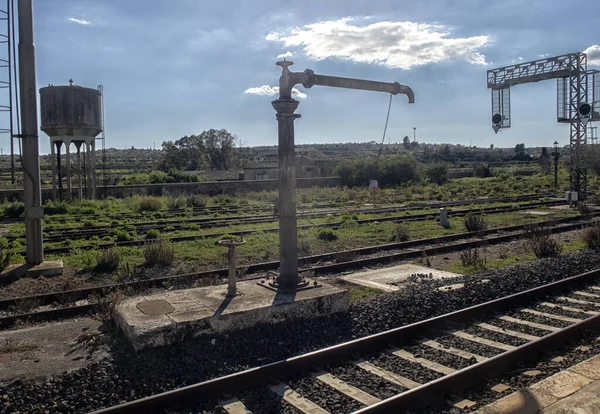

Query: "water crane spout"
left=276, top=61, right=415, bottom=103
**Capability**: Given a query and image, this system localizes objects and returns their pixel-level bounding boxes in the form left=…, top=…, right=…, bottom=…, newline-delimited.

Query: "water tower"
left=39, top=80, right=103, bottom=200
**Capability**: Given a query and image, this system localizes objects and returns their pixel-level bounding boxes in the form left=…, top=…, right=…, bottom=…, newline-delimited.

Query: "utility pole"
left=413, top=127, right=416, bottom=143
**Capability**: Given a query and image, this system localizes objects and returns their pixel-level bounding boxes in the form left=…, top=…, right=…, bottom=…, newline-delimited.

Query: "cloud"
left=244, top=85, right=307, bottom=99
left=67, top=17, right=91, bottom=25
left=266, top=17, right=490, bottom=69
left=277, top=50, right=293, bottom=59
left=584, top=45, right=600, bottom=66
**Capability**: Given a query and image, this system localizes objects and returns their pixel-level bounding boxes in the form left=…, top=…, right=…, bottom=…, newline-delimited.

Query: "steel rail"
left=36, top=199, right=562, bottom=243
left=29, top=200, right=566, bottom=255
left=0, top=214, right=597, bottom=329
left=89, top=267, right=600, bottom=414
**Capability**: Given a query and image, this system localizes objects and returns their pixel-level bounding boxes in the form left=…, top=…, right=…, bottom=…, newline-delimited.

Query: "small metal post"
left=440, top=208, right=449, bottom=227
left=218, top=238, right=245, bottom=296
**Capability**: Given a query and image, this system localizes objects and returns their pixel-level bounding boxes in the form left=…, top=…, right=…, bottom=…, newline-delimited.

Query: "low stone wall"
left=0, top=176, right=342, bottom=201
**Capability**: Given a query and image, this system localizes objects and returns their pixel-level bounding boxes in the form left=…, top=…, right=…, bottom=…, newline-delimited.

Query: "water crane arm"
left=276, top=61, right=415, bottom=103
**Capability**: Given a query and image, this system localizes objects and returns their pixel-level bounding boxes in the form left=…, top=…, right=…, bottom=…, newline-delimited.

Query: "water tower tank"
left=39, top=84, right=103, bottom=138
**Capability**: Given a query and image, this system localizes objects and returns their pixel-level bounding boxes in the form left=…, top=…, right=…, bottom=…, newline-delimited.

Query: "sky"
left=4, top=0, right=600, bottom=154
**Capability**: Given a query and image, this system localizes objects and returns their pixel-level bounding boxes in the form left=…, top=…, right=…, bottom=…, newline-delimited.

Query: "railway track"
left=35, top=199, right=564, bottom=244
left=21, top=199, right=566, bottom=254
left=89, top=267, right=600, bottom=414
left=1, top=213, right=597, bottom=330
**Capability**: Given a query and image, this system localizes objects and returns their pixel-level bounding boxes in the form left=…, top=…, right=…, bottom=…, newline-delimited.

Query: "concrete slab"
left=115, top=279, right=349, bottom=351
left=521, top=210, right=553, bottom=216
left=340, top=264, right=462, bottom=292
left=0, top=317, right=106, bottom=383
left=476, top=352, right=600, bottom=414
left=0, top=260, right=64, bottom=280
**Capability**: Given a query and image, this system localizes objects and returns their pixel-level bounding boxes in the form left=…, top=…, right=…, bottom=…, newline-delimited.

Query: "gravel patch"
left=462, top=325, right=529, bottom=347
left=509, top=309, right=571, bottom=328
left=369, top=353, right=442, bottom=384
left=435, top=334, right=504, bottom=358
left=532, top=304, right=591, bottom=320
left=286, top=375, right=364, bottom=414
left=484, top=318, right=551, bottom=337
left=403, top=343, right=475, bottom=370
left=327, top=363, right=406, bottom=400
left=238, top=388, right=303, bottom=414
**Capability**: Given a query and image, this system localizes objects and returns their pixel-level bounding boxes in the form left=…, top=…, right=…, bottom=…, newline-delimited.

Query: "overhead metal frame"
left=487, top=52, right=597, bottom=201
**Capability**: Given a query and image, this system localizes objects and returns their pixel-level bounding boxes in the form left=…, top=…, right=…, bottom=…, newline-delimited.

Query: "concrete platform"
left=115, top=279, right=349, bottom=351
left=340, top=264, right=462, bottom=292
left=476, top=352, right=600, bottom=413
left=0, top=260, right=64, bottom=281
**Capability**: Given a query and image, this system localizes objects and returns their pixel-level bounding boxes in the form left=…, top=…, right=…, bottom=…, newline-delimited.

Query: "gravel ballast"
left=3, top=250, right=600, bottom=413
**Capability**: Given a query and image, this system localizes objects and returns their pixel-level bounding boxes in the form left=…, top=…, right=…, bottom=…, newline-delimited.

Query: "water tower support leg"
left=76, top=143, right=82, bottom=201
left=91, top=140, right=96, bottom=199
left=65, top=142, right=72, bottom=201
left=50, top=141, right=57, bottom=201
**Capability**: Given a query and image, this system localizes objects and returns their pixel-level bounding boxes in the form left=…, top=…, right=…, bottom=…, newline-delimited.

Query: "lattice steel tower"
left=487, top=52, right=599, bottom=202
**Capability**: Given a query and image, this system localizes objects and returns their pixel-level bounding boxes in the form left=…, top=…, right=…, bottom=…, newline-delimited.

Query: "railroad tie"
left=590, top=286, right=600, bottom=292
left=557, top=296, right=600, bottom=307
left=419, top=339, right=488, bottom=363
left=539, top=302, right=599, bottom=316
left=389, top=347, right=456, bottom=375
left=218, top=397, right=252, bottom=414
left=451, top=331, right=516, bottom=351
left=476, top=322, right=540, bottom=341
left=573, top=290, right=600, bottom=299
left=520, top=308, right=583, bottom=324
left=268, top=383, right=329, bottom=414
left=353, top=359, right=422, bottom=389
left=312, top=370, right=380, bottom=406
left=497, top=315, right=560, bottom=332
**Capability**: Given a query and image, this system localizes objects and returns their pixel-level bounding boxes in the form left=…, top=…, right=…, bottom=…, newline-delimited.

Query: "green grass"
left=347, top=285, right=384, bottom=302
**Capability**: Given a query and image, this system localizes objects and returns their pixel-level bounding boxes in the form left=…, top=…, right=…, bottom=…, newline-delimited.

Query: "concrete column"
left=440, top=208, right=448, bottom=227
left=272, top=98, right=301, bottom=289
left=50, top=140, right=57, bottom=201
left=65, top=141, right=72, bottom=201
left=18, top=0, right=44, bottom=264
left=75, top=142, right=83, bottom=201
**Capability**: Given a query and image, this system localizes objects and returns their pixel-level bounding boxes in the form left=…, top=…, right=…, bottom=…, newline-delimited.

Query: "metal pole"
left=272, top=97, right=301, bottom=289
left=17, top=0, right=43, bottom=264
left=227, top=245, right=236, bottom=296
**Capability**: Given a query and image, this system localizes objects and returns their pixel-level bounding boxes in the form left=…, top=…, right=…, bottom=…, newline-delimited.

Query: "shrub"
left=137, top=196, right=164, bottom=212
left=298, top=238, right=312, bottom=256
left=3, top=202, right=25, bottom=217
left=582, top=224, right=600, bottom=250
left=390, top=223, right=410, bottom=242
left=187, top=194, right=208, bottom=208
left=460, top=248, right=486, bottom=269
left=525, top=225, right=563, bottom=258
left=111, top=229, right=132, bottom=242
left=43, top=200, right=67, bottom=215
left=425, top=163, right=449, bottom=185
left=318, top=228, right=338, bottom=241
left=166, top=196, right=187, bottom=209
left=144, top=240, right=175, bottom=267
left=464, top=213, right=487, bottom=233
left=95, top=248, right=120, bottom=272
left=186, top=224, right=200, bottom=231
left=577, top=203, right=592, bottom=216
left=145, top=229, right=160, bottom=239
